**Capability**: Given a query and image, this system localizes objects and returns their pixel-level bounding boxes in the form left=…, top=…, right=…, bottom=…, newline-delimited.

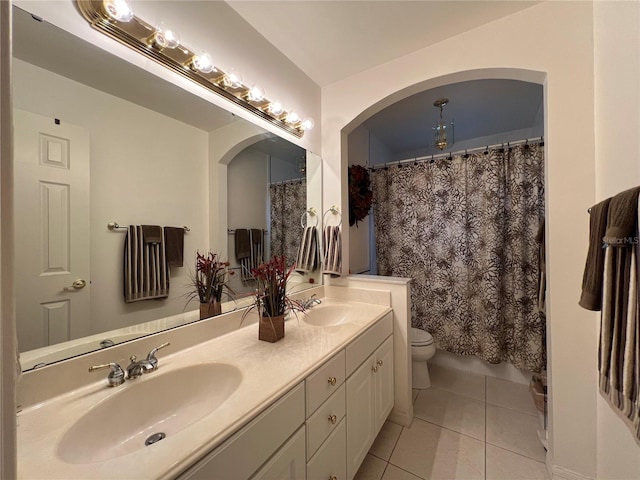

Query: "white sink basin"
left=302, top=302, right=354, bottom=326
left=57, top=363, right=242, bottom=464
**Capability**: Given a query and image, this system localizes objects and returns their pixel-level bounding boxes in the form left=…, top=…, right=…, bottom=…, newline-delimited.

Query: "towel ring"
left=301, top=208, right=319, bottom=228
left=323, top=206, right=342, bottom=226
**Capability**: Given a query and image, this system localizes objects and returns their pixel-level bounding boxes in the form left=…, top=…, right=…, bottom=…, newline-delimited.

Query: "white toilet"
left=411, top=327, right=436, bottom=389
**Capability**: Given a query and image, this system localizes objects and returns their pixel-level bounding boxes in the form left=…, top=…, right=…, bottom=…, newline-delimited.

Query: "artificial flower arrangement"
left=243, top=255, right=305, bottom=342
left=187, top=251, right=235, bottom=319
left=348, top=164, right=373, bottom=227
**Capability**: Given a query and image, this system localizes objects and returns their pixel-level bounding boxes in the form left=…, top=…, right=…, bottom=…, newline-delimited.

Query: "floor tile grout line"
left=485, top=439, right=546, bottom=464
left=387, top=459, right=428, bottom=480
left=485, top=400, right=538, bottom=418
left=411, top=416, right=485, bottom=443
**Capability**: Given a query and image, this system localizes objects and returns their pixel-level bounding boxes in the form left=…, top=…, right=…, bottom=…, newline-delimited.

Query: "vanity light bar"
left=76, top=0, right=311, bottom=138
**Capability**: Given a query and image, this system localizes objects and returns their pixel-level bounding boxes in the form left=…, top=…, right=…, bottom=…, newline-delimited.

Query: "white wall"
left=594, top=2, right=640, bottom=478
left=13, top=59, right=210, bottom=336
left=322, top=2, right=597, bottom=477
left=13, top=0, right=321, bottom=155
left=226, top=148, right=269, bottom=267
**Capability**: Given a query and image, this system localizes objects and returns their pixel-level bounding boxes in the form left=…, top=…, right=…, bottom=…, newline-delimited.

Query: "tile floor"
left=354, top=364, right=549, bottom=480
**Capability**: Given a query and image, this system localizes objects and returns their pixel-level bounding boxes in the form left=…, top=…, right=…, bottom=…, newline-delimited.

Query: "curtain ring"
left=301, top=208, right=319, bottom=228
left=323, top=206, right=342, bottom=226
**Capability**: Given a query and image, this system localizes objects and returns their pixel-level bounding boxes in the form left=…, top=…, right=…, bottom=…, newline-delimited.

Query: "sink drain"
left=145, top=432, right=166, bottom=446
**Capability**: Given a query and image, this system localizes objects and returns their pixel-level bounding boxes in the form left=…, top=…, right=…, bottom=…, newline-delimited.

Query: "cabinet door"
left=373, top=336, right=394, bottom=433
left=251, top=426, right=306, bottom=480
left=346, top=356, right=375, bottom=480
left=306, top=419, right=346, bottom=480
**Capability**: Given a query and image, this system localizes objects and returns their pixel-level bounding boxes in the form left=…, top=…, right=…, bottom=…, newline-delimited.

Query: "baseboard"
left=389, top=405, right=413, bottom=427
left=546, top=455, right=594, bottom=480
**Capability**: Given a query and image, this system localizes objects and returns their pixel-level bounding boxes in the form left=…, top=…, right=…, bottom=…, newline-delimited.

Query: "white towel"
left=322, top=225, right=342, bottom=276
left=296, top=226, right=320, bottom=273
left=124, top=225, right=169, bottom=302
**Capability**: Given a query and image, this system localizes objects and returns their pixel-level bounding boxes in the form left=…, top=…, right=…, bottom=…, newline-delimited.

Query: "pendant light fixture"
left=433, top=98, right=454, bottom=150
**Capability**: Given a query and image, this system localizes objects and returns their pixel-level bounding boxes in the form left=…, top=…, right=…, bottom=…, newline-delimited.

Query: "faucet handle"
left=89, top=362, right=125, bottom=387
left=146, top=342, right=170, bottom=370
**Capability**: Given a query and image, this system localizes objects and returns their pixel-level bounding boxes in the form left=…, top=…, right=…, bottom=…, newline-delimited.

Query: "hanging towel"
left=235, top=229, right=251, bottom=260
left=322, top=225, right=342, bottom=276
left=603, top=186, right=640, bottom=247
left=164, top=226, right=184, bottom=268
left=597, top=193, right=640, bottom=442
left=296, top=226, right=320, bottom=273
left=124, top=225, right=169, bottom=303
left=579, top=198, right=612, bottom=311
left=251, top=228, right=264, bottom=271
left=141, top=225, right=162, bottom=244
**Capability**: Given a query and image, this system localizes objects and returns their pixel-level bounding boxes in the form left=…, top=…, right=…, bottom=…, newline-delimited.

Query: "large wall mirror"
left=12, top=5, right=322, bottom=370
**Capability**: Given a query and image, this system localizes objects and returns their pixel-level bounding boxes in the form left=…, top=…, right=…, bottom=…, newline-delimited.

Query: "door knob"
left=64, top=279, right=87, bottom=290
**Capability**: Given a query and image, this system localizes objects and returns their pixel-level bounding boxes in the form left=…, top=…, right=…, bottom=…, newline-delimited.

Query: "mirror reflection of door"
left=14, top=109, right=91, bottom=351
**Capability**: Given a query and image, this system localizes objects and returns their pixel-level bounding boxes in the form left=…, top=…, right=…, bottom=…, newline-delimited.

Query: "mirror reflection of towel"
left=235, top=229, right=251, bottom=260
left=322, top=225, right=342, bottom=276
left=164, top=226, right=184, bottom=268
left=124, top=225, right=169, bottom=302
left=296, top=226, right=319, bottom=273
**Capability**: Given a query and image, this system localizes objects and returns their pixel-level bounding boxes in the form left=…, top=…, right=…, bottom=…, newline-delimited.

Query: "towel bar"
left=108, top=222, right=190, bottom=232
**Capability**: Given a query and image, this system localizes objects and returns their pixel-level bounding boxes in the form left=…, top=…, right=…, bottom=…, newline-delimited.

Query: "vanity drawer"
left=306, top=418, right=346, bottom=480
left=306, top=350, right=345, bottom=416
left=346, top=312, right=393, bottom=377
left=306, top=383, right=345, bottom=459
left=179, top=382, right=305, bottom=480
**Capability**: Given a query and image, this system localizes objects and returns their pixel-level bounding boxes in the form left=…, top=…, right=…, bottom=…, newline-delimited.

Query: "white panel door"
left=14, top=109, right=90, bottom=351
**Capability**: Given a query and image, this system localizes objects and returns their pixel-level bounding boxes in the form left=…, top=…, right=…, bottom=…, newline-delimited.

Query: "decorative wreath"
left=348, top=165, right=373, bottom=227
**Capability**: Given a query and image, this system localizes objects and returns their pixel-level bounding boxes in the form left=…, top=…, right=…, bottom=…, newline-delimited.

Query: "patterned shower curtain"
left=270, top=180, right=306, bottom=268
left=372, top=144, right=546, bottom=372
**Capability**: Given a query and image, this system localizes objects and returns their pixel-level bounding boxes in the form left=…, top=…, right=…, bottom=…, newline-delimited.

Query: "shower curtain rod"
left=369, top=136, right=544, bottom=171
left=268, top=177, right=306, bottom=186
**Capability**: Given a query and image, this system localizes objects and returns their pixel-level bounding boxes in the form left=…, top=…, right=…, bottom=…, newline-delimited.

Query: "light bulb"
left=286, top=111, right=300, bottom=124
left=247, top=85, right=265, bottom=102
left=103, top=0, right=134, bottom=22
left=267, top=101, right=284, bottom=116
left=191, top=52, right=215, bottom=74
left=301, top=118, right=315, bottom=131
left=154, top=22, right=180, bottom=49
left=223, top=70, right=243, bottom=89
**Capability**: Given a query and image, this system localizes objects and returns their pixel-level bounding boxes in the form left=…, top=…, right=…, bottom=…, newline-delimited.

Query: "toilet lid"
left=411, top=327, right=433, bottom=346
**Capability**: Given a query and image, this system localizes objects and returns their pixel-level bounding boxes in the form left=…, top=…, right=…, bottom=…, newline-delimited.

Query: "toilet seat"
left=411, top=327, right=433, bottom=347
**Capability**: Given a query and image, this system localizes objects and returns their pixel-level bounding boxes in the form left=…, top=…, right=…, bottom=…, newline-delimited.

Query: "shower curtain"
left=372, top=144, right=546, bottom=372
left=270, top=180, right=306, bottom=267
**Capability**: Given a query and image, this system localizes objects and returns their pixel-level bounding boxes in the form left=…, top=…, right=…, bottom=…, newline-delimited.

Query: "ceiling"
left=364, top=79, right=543, bottom=157
left=227, top=1, right=539, bottom=87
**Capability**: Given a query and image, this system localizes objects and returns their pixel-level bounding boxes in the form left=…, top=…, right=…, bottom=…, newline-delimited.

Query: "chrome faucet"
left=89, top=362, right=126, bottom=387
left=126, top=342, right=170, bottom=379
left=301, top=294, right=322, bottom=309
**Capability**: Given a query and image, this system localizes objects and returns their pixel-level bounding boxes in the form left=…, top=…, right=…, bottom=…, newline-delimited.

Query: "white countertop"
left=17, top=298, right=391, bottom=480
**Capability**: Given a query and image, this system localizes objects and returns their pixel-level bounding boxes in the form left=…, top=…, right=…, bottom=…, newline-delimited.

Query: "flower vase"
left=200, top=301, right=222, bottom=320
left=259, top=314, right=285, bottom=343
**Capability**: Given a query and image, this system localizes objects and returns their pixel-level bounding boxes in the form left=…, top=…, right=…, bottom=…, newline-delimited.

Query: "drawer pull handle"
left=328, top=376, right=337, bottom=386
left=376, top=359, right=384, bottom=367
left=328, top=414, right=337, bottom=424
left=329, top=476, right=337, bottom=480
left=372, top=365, right=379, bottom=373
